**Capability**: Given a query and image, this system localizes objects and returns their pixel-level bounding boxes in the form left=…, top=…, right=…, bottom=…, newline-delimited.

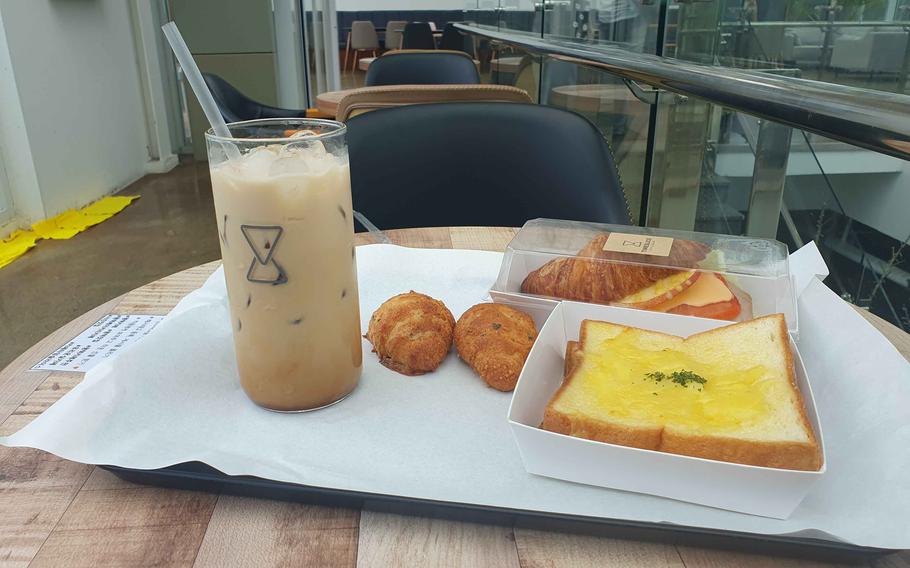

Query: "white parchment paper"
left=3, top=244, right=910, bottom=549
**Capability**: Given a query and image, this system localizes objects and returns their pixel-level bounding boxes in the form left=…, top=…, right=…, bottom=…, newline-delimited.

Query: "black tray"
left=103, top=462, right=896, bottom=562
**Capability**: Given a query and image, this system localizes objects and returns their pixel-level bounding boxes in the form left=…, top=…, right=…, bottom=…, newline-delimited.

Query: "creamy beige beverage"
left=208, top=125, right=361, bottom=411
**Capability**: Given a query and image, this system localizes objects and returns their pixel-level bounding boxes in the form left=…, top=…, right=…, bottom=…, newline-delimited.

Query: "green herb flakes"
left=645, top=369, right=707, bottom=389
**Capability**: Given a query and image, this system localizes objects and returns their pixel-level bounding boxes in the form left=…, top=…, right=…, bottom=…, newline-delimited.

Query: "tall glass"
left=205, top=119, right=362, bottom=411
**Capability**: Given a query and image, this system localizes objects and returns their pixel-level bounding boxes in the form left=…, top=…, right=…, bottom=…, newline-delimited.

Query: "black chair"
left=365, top=51, right=480, bottom=86
left=202, top=73, right=306, bottom=123
left=401, top=22, right=436, bottom=49
left=439, top=23, right=469, bottom=54
left=347, top=103, right=630, bottom=229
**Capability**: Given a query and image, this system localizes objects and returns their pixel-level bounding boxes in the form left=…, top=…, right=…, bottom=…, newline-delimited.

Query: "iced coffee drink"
left=206, top=119, right=361, bottom=411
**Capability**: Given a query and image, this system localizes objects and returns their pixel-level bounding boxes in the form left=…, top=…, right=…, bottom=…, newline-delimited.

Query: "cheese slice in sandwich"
left=542, top=314, right=821, bottom=471
left=654, top=272, right=751, bottom=320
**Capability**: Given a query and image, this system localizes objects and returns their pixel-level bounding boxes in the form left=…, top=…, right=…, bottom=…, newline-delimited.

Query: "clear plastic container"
left=490, top=219, right=798, bottom=335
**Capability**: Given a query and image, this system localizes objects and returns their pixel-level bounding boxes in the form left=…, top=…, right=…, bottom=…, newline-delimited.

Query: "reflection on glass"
left=542, top=0, right=660, bottom=54
left=704, top=1, right=910, bottom=94
left=645, top=93, right=711, bottom=231
left=697, top=109, right=910, bottom=331
left=669, top=1, right=722, bottom=63
left=465, top=0, right=500, bottom=29
left=499, top=0, right=542, bottom=34
left=538, top=60, right=649, bottom=224
left=485, top=45, right=540, bottom=103
left=456, top=5, right=910, bottom=329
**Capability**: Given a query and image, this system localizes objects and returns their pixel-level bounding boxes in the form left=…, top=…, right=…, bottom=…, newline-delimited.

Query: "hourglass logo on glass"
left=241, top=224, right=288, bottom=285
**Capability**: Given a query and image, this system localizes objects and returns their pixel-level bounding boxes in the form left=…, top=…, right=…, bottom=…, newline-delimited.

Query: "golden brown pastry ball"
left=366, top=291, right=455, bottom=376
left=454, top=303, right=537, bottom=392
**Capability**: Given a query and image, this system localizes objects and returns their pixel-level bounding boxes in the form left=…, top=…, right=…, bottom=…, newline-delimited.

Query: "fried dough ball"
left=366, top=291, right=455, bottom=376
left=454, top=303, right=537, bottom=392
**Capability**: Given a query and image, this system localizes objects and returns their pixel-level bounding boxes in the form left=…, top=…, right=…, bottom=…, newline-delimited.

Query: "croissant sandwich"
left=520, top=233, right=750, bottom=321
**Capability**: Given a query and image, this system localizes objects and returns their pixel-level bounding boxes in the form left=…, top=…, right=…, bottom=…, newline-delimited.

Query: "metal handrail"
left=455, top=23, right=910, bottom=161
left=719, top=21, right=910, bottom=28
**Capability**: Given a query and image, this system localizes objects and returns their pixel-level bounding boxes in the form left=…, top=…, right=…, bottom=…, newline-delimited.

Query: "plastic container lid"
left=491, top=219, right=798, bottom=335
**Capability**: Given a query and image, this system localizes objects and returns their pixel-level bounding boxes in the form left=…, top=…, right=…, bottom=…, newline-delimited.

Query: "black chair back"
left=203, top=73, right=305, bottom=123
left=365, top=51, right=480, bottom=86
left=439, top=23, right=468, bottom=53
left=402, top=22, right=436, bottom=49
left=347, top=103, right=630, bottom=229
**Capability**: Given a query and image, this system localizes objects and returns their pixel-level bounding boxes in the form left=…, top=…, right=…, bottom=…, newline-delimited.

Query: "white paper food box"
left=506, top=300, right=826, bottom=519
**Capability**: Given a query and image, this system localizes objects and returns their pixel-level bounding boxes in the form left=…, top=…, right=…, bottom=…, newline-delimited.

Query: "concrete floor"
left=0, top=160, right=221, bottom=370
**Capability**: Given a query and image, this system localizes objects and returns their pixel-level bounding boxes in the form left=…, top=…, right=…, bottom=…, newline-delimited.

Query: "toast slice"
left=541, top=314, right=821, bottom=471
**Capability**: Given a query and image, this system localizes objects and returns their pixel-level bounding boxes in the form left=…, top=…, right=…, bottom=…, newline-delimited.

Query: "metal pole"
left=744, top=120, right=793, bottom=238
left=639, top=0, right=668, bottom=226
left=900, top=24, right=910, bottom=93
left=818, top=0, right=839, bottom=78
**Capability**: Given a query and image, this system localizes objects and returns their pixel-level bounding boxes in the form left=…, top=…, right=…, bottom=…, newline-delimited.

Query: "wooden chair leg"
left=343, top=32, right=351, bottom=73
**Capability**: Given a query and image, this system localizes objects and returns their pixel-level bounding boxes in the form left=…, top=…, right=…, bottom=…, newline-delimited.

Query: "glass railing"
left=707, top=109, right=908, bottom=327
left=465, top=1, right=910, bottom=92
left=712, top=21, right=910, bottom=94
left=456, top=18, right=910, bottom=331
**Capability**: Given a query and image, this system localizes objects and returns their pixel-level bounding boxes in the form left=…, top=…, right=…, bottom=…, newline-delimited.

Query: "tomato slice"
left=667, top=294, right=741, bottom=320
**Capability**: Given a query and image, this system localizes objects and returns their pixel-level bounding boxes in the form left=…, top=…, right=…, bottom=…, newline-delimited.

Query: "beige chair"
left=334, top=84, right=532, bottom=121
left=384, top=20, right=407, bottom=51
left=344, top=21, right=379, bottom=71
left=366, top=49, right=483, bottom=84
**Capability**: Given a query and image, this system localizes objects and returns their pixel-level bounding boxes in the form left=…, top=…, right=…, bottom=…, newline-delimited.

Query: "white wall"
left=0, top=0, right=152, bottom=223
left=0, top=7, right=44, bottom=224
left=0, top=151, right=10, bottom=223
left=715, top=146, right=910, bottom=243
left=336, top=0, right=464, bottom=10
left=834, top=168, right=910, bottom=243
left=274, top=0, right=307, bottom=109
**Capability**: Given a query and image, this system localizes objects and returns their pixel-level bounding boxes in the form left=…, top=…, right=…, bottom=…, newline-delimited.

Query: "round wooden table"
left=0, top=226, right=907, bottom=566
left=549, top=84, right=638, bottom=114
left=490, top=56, right=525, bottom=74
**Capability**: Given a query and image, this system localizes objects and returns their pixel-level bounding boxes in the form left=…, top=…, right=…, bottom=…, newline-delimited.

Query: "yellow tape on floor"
left=0, top=195, right=139, bottom=269
left=0, top=230, right=39, bottom=269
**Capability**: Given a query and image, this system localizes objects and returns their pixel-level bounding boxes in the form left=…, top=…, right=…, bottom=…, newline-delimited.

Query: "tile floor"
left=0, top=160, right=220, bottom=369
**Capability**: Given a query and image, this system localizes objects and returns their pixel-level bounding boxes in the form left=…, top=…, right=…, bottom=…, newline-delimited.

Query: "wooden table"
left=549, top=84, right=638, bottom=114
left=1, top=226, right=907, bottom=567
left=491, top=56, right=525, bottom=75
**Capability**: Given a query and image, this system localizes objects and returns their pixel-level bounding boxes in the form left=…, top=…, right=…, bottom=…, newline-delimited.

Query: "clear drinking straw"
left=161, top=22, right=238, bottom=158
left=160, top=21, right=389, bottom=242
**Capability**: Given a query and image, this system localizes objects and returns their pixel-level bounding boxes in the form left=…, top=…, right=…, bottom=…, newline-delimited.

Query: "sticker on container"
left=603, top=232, right=674, bottom=257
